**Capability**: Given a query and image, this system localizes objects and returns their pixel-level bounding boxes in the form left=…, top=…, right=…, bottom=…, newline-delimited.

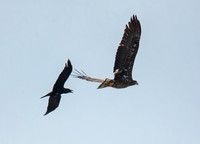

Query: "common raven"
left=41, top=60, right=73, bottom=115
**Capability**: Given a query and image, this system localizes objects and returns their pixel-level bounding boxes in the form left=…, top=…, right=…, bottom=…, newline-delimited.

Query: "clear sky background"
left=1, top=0, right=200, bottom=144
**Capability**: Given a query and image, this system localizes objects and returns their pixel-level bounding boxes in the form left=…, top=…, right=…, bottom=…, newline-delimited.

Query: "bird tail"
left=97, top=79, right=114, bottom=89
left=40, top=91, right=52, bottom=99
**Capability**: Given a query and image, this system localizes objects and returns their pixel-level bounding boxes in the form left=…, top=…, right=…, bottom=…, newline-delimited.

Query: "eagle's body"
left=98, top=78, right=138, bottom=89
left=74, top=15, right=141, bottom=89
left=41, top=60, right=73, bottom=115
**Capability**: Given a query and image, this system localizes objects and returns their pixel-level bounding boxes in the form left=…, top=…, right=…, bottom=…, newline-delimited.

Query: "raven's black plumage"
left=41, top=59, right=73, bottom=115
left=74, top=15, right=141, bottom=89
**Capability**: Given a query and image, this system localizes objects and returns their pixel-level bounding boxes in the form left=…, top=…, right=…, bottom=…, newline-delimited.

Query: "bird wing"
left=53, top=59, right=72, bottom=92
left=73, top=69, right=105, bottom=83
left=44, top=94, right=61, bottom=115
left=113, top=15, right=141, bottom=79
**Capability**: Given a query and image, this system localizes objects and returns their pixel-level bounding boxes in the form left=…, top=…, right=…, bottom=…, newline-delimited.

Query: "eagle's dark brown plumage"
left=74, top=15, right=141, bottom=89
left=41, top=60, right=73, bottom=115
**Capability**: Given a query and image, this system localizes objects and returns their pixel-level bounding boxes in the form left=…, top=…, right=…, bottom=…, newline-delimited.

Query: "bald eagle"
left=41, top=60, right=73, bottom=115
left=74, top=15, right=141, bottom=89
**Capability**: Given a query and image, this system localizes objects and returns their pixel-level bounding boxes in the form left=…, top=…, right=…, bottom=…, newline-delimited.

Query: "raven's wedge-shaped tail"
left=40, top=91, right=53, bottom=99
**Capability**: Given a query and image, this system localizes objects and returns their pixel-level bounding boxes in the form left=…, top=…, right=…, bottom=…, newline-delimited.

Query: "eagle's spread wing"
left=44, top=94, right=61, bottom=115
left=73, top=69, right=105, bottom=83
left=113, top=15, right=141, bottom=79
left=53, top=59, right=72, bottom=92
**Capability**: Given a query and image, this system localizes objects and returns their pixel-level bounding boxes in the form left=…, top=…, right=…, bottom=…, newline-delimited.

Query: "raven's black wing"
left=53, top=59, right=72, bottom=92
left=113, top=15, right=141, bottom=79
left=44, top=94, right=61, bottom=115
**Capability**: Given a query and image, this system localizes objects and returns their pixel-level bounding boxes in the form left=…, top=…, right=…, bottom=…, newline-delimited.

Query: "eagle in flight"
left=41, top=60, right=73, bottom=115
left=74, top=15, right=141, bottom=89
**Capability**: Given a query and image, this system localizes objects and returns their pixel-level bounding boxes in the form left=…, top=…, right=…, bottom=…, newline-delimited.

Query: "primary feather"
left=73, top=69, right=105, bottom=83
left=114, top=15, right=141, bottom=79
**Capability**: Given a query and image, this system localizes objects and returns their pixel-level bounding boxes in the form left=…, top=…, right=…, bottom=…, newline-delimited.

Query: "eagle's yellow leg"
left=98, top=78, right=114, bottom=89
left=108, top=82, right=114, bottom=87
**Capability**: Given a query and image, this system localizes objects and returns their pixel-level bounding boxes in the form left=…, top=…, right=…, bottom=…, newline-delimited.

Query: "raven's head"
left=63, top=88, right=73, bottom=93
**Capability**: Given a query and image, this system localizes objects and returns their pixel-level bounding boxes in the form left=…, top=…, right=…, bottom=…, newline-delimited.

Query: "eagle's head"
left=133, top=80, right=139, bottom=85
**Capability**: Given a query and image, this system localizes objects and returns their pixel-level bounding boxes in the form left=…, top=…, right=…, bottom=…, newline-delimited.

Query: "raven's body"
left=41, top=60, right=73, bottom=115
left=74, top=15, right=141, bottom=89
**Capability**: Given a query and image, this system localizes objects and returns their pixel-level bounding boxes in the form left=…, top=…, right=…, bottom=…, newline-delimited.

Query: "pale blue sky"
left=1, top=0, right=200, bottom=144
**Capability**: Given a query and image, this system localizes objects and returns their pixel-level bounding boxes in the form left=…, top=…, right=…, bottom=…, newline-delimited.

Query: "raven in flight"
left=41, top=60, right=73, bottom=115
left=74, top=15, right=141, bottom=89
